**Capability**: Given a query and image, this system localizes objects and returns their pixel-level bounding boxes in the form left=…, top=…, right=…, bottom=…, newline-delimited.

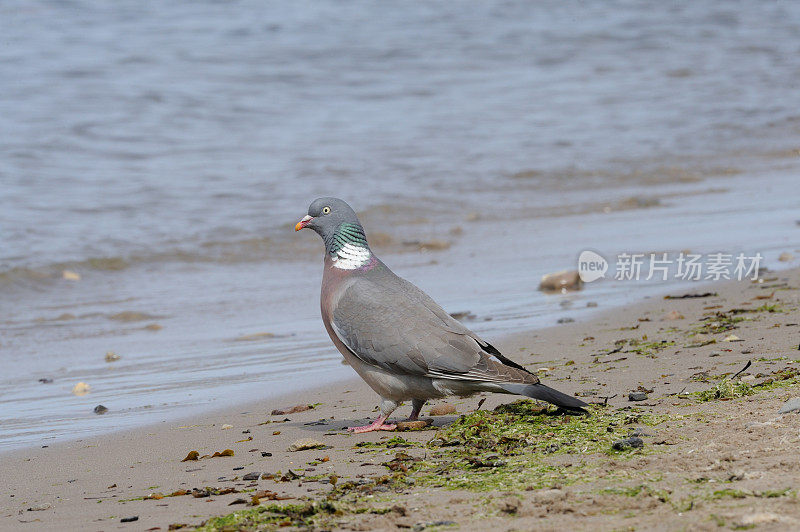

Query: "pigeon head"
left=295, top=198, right=371, bottom=258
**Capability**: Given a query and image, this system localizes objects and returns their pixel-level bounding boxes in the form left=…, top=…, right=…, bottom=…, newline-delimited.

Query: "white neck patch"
left=331, top=243, right=372, bottom=270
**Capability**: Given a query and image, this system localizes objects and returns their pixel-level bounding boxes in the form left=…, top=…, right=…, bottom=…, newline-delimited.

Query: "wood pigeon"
left=296, top=198, right=588, bottom=433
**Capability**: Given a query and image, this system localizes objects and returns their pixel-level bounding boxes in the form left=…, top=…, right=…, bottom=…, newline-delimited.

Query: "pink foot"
left=348, top=415, right=397, bottom=433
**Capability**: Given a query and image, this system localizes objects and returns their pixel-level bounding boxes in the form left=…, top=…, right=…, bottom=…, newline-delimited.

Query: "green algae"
left=697, top=379, right=755, bottom=402
left=691, top=302, right=789, bottom=337
left=404, top=400, right=672, bottom=492
left=354, top=436, right=417, bottom=449
left=196, top=501, right=339, bottom=531
left=626, top=339, right=675, bottom=358
left=602, top=338, right=675, bottom=359
left=709, top=487, right=794, bottom=500
left=696, top=364, right=800, bottom=402
left=692, top=313, right=746, bottom=335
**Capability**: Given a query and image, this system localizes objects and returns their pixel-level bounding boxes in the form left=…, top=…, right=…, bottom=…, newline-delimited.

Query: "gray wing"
left=330, top=270, right=538, bottom=385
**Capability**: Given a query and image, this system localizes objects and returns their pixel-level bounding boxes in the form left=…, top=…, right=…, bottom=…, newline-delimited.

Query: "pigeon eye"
left=322, top=206, right=331, bottom=214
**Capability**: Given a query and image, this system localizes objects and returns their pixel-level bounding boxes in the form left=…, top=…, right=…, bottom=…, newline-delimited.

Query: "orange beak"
left=295, top=215, right=313, bottom=231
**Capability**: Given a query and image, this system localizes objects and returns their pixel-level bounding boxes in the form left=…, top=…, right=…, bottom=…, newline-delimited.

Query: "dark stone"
left=232, top=466, right=244, bottom=471
left=94, top=405, right=108, bottom=414
left=557, top=317, right=575, bottom=324
left=261, top=452, right=272, bottom=457
left=466, top=456, right=505, bottom=468
left=628, top=392, right=648, bottom=401
left=242, top=471, right=261, bottom=481
left=120, top=516, right=139, bottom=523
left=612, top=437, right=644, bottom=451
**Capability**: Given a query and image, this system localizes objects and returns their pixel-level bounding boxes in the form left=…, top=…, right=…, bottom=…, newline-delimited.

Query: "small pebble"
left=93, top=405, right=108, bottom=415
left=628, top=392, right=648, bottom=401
left=396, top=419, right=433, bottom=431
left=72, top=382, right=91, bottom=396
left=242, top=472, right=261, bottom=481
left=261, top=452, right=272, bottom=457
left=557, top=317, right=574, bottom=324
left=120, top=516, right=139, bottom=523
left=429, top=403, right=456, bottom=416
left=62, top=270, right=81, bottom=281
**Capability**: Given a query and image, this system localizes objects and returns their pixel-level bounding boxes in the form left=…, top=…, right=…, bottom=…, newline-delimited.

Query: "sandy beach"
left=3, top=267, right=799, bottom=531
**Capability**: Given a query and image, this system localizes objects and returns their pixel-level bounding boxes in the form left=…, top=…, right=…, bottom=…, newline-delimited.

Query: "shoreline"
left=3, top=166, right=798, bottom=453
left=0, top=256, right=773, bottom=457
left=3, top=268, right=800, bottom=530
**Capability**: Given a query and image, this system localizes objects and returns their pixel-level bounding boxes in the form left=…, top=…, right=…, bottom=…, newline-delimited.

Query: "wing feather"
left=330, top=273, right=538, bottom=386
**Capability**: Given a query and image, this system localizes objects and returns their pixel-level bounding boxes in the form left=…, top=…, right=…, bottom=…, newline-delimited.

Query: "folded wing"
left=330, top=276, right=539, bottom=386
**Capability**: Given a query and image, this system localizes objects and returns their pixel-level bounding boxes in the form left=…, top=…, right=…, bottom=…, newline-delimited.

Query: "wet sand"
left=2, top=268, right=799, bottom=531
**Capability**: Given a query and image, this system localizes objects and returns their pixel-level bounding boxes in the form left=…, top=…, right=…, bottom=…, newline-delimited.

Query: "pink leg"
left=348, top=414, right=397, bottom=433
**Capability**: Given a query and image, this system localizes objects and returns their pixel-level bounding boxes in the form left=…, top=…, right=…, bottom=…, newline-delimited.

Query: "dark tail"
left=499, top=382, right=589, bottom=413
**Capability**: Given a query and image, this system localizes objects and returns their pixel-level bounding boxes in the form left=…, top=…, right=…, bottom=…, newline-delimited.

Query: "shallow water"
left=1, top=1, right=799, bottom=450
